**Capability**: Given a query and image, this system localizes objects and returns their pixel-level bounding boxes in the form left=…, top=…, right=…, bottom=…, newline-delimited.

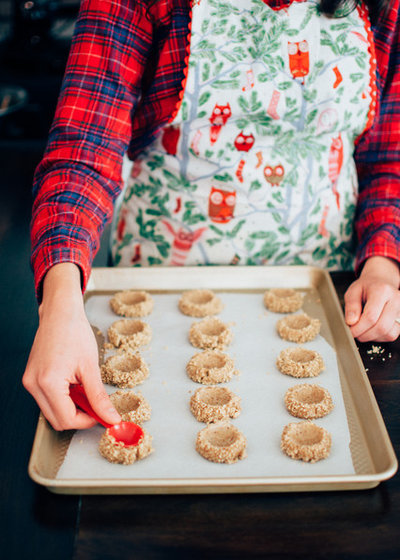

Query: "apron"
left=112, top=0, right=376, bottom=269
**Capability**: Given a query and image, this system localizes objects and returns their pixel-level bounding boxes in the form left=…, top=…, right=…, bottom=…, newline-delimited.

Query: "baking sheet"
left=57, top=290, right=355, bottom=480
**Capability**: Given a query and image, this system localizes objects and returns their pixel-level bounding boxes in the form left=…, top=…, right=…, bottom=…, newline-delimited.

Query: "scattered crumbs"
left=162, top=381, right=167, bottom=385
left=103, top=342, right=114, bottom=350
left=79, top=439, right=84, bottom=444
left=366, top=345, right=388, bottom=362
left=367, top=345, right=385, bottom=356
left=163, top=345, right=169, bottom=351
left=365, top=368, right=369, bottom=372
left=389, top=353, right=392, bottom=358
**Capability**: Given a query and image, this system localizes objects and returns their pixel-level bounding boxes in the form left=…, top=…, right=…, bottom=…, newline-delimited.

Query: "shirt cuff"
left=355, top=229, right=400, bottom=275
left=31, top=244, right=92, bottom=303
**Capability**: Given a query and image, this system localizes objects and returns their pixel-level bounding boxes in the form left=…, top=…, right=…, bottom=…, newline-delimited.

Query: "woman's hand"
left=22, top=263, right=121, bottom=430
left=344, top=256, right=400, bottom=342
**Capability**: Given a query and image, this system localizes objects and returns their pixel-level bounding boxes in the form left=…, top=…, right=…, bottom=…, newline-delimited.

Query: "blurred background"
left=0, top=0, right=80, bottom=246
left=0, top=4, right=82, bottom=556
left=0, top=0, right=79, bottom=142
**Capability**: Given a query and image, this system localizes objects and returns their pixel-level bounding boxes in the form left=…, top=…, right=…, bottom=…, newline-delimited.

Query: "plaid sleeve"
left=30, top=0, right=154, bottom=300
left=354, top=1, right=400, bottom=271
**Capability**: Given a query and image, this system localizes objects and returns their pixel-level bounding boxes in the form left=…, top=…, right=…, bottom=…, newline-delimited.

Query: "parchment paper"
left=57, top=291, right=355, bottom=480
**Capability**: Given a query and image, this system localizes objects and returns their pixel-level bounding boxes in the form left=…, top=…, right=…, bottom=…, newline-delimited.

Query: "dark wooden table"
left=0, top=151, right=399, bottom=558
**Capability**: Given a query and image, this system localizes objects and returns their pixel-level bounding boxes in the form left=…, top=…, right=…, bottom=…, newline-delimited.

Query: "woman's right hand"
left=22, top=263, right=121, bottom=431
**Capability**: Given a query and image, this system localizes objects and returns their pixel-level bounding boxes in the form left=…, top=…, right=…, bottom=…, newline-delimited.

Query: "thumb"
left=344, top=281, right=363, bottom=326
left=83, top=369, right=122, bottom=425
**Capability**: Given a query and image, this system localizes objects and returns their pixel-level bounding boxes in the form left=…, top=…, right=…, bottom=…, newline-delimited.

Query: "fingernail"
left=347, top=311, right=357, bottom=321
left=109, top=408, right=120, bottom=419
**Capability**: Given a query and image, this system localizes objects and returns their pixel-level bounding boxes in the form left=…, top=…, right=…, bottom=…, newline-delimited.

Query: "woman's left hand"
left=344, top=256, right=400, bottom=342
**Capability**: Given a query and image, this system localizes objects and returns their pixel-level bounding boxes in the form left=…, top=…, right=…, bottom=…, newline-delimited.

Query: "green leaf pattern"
left=112, top=0, right=373, bottom=269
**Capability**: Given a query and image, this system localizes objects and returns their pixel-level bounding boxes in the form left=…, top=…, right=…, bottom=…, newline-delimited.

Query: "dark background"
left=0, top=3, right=84, bottom=559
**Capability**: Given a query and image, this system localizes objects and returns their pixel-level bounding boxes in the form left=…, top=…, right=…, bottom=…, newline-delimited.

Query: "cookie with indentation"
left=186, top=350, right=238, bottom=384
left=109, top=390, right=151, bottom=424
left=196, top=421, right=247, bottom=463
left=101, top=352, right=149, bottom=388
left=190, top=386, right=241, bottom=423
left=276, top=347, right=324, bottom=378
left=264, top=288, right=304, bottom=313
left=284, top=384, right=333, bottom=419
left=110, top=290, right=154, bottom=317
left=99, top=428, right=153, bottom=465
left=277, top=313, right=320, bottom=343
left=108, top=319, right=152, bottom=351
left=189, top=317, right=233, bottom=350
left=281, top=421, right=331, bottom=463
left=178, top=289, right=223, bottom=317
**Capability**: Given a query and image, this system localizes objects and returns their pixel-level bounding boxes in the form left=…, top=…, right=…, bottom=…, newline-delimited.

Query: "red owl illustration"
left=328, top=133, right=343, bottom=209
left=264, top=164, right=285, bottom=186
left=208, top=186, right=236, bottom=223
left=162, top=221, right=207, bottom=265
left=234, top=131, right=255, bottom=152
left=161, top=125, right=181, bottom=155
left=209, top=103, right=232, bottom=144
left=288, top=40, right=310, bottom=83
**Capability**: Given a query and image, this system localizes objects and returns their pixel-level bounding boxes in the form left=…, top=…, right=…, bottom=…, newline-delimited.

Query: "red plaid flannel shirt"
left=31, top=0, right=400, bottom=300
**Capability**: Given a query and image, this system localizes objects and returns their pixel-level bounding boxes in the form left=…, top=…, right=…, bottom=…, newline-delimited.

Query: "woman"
left=23, top=0, right=400, bottom=430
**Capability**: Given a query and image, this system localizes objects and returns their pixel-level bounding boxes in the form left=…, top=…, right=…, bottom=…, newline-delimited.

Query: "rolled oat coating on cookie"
left=196, top=421, right=247, bottom=464
left=109, top=390, right=151, bottom=423
left=110, top=290, right=154, bottom=317
left=178, top=289, right=223, bottom=317
left=281, top=421, right=332, bottom=463
left=99, top=428, right=153, bottom=465
left=186, top=350, right=238, bottom=384
left=263, top=288, right=304, bottom=313
left=101, top=352, right=149, bottom=388
left=190, top=386, right=241, bottom=422
left=108, top=318, right=152, bottom=350
left=276, top=347, right=325, bottom=378
left=276, top=313, right=321, bottom=343
left=284, top=384, right=333, bottom=419
left=188, top=317, right=233, bottom=350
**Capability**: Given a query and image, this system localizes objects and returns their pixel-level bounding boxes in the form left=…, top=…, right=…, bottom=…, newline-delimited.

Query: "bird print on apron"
left=112, top=0, right=376, bottom=270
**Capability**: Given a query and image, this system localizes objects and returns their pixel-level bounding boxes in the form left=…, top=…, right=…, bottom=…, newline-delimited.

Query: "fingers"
left=81, top=367, right=121, bottom=426
left=347, top=284, right=400, bottom=342
left=23, top=370, right=98, bottom=430
left=344, top=281, right=364, bottom=326
left=353, top=298, right=400, bottom=342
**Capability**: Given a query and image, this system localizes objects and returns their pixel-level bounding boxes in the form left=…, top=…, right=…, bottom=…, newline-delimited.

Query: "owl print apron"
left=112, top=0, right=376, bottom=269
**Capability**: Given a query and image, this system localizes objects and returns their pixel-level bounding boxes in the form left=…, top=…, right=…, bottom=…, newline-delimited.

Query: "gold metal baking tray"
left=28, top=266, right=397, bottom=493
